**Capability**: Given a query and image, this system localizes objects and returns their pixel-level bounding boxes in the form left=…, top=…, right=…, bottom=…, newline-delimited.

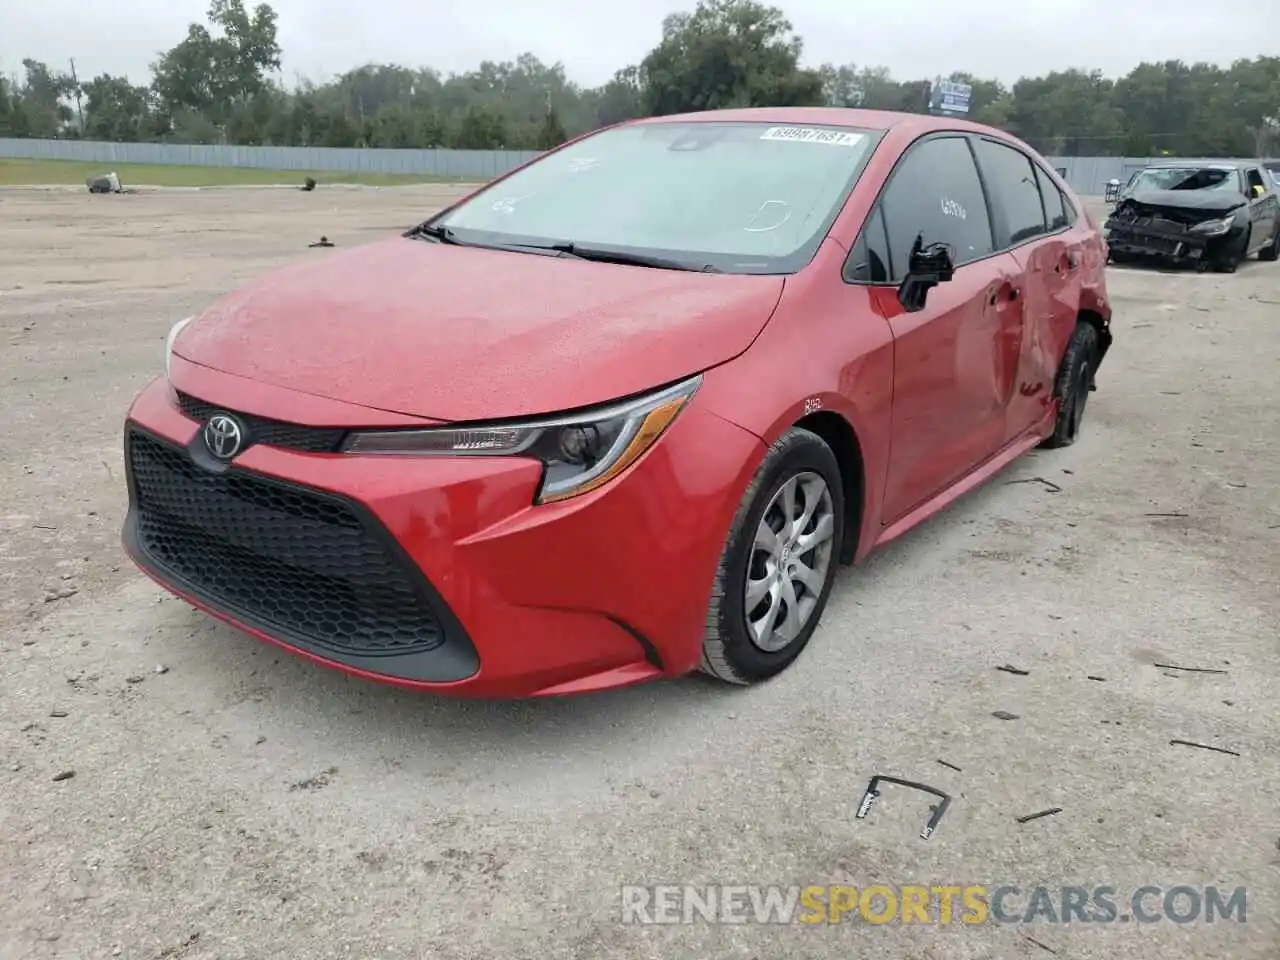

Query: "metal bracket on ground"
left=855, top=774, right=953, bottom=840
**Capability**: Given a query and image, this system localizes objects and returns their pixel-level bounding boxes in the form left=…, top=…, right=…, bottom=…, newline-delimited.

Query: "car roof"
left=626, top=106, right=1005, bottom=138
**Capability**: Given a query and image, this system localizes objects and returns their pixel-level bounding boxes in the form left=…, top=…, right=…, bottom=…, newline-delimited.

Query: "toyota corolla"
left=123, top=107, right=1113, bottom=698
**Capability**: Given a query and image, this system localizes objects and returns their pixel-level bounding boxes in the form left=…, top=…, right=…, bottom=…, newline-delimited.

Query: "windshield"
left=1129, top=166, right=1242, bottom=194
left=433, top=121, right=882, bottom=274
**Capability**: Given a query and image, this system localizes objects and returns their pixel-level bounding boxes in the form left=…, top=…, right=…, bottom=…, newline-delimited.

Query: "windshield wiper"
left=521, top=241, right=722, bottom=273
left=408, top=227, right=722, bottom=272
left=407, top=222, right=467, bottom=245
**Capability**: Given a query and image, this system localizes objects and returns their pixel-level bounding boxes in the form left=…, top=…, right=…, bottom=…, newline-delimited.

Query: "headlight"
left=1189, top=216, right=1233, bottom=237
left=164, top=317, right=194, bottom=378
left=341, top=376, right=701, bottom=504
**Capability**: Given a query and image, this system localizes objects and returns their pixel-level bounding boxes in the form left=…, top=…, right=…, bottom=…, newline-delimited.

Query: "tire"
left=1259, top=223, right=1280, bottom=262
left=1211, top=231, right=1249, bottom=273
left=700, top=427, right=845, bottom=685
left=1042, top=322, right=1100, bottom=449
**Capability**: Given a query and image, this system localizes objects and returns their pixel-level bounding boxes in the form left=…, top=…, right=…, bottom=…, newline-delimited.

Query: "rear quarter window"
left=1036, top=167, right=1069, bottom=230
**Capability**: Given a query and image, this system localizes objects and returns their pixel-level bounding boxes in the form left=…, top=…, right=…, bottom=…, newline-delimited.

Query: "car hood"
left=175, top=237, right=786, bottom=422
left=1122, top=189, right=1248, bottom=215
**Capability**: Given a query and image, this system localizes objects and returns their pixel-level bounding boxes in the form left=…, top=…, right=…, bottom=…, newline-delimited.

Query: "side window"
left=1245, top=168, right=1266, bottom=196
left=844, top=207, right=891, bottom=283
left=878, top=136, right=994, bottom=281
left=1060, top=190, right=1078, bottom=226
left=973, top=138, right=1048, bottom=247
left=1036, top=167, right=1068, bottom=231
left=1029, top=167, right=1070, bottom=231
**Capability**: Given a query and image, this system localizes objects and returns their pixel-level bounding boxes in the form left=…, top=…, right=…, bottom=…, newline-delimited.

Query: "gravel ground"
left=1, top=184, right=1277, bottom=960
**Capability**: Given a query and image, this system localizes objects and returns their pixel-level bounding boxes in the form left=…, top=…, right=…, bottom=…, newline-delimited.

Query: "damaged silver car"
left=1103, top=161, right=1280, bottom=272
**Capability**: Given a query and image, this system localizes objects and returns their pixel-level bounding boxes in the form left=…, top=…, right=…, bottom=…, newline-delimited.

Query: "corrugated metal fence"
left=0, top=138, right=1261, bottom=195
left=0, top=138, right=541, bottom=181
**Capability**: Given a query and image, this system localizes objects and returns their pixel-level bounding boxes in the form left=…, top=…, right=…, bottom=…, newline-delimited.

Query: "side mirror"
left=897, top=237, right=955, bottom=313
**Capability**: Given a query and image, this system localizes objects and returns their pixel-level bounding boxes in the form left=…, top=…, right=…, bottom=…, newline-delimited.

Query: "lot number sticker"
left=760, top=126, right=864, bottom=147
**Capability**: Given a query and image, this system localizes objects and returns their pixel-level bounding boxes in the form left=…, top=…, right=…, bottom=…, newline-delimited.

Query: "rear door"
left=851, top=134, right=1023, bottom=523
left=970, top=136, right=1077, bottom=443
left=1032, top=164, right=1086, bottom=408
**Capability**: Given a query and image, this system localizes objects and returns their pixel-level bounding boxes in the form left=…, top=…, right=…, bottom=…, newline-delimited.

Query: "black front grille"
left=176, top=391, right=346, bottom=453
left=1111, top=230, right=1185, bottom=254
left=127, top=428, right=446, bottom=657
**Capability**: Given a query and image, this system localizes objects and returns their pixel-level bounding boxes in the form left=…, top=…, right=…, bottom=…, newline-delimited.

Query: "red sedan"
left=123, top=107, right=1113, bottom=698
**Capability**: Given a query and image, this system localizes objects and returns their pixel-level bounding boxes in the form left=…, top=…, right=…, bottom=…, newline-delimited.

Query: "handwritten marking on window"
left=744, top=200, right=792, bottom=233
left=492, top=193, right=534, bottom=213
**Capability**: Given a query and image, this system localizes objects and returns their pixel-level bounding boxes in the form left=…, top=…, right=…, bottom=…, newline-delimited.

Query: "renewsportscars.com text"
left=620, top=884, right=1247, bottom=925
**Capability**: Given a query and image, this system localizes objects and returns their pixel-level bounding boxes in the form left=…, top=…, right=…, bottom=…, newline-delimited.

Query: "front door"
left=1244, top=168, right=1278, bottom=252
left=863, top=133, right=1018, bottom=523
left=871, top=252, right=1024, bottom=521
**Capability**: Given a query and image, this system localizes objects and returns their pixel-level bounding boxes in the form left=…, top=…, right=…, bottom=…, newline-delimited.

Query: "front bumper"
left=122, top=375, right=763, bottom=698
left=1105, top=223, right=1240, bottom=265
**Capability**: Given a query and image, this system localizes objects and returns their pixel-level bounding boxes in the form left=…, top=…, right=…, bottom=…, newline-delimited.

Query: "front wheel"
left=1211, top=231, right=1249, bottom=273
left=1258, top=223, right=1280, bottom=262
left=700, top=427, right=844, bottom=685
left=1042, top=322, right=1099, bottom=449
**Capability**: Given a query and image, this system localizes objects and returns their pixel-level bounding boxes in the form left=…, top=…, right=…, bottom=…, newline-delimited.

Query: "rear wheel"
left=700, top=428, right=844, bottom=685
left=1042, top=322, right=1099, bottom=449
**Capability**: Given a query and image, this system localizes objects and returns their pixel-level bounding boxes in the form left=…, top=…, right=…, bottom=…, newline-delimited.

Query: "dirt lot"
left=1, top=184, right=1277, bottom=960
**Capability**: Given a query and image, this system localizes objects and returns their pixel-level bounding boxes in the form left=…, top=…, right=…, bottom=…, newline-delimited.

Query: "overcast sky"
left=3, top=0, right=1275, bottom=90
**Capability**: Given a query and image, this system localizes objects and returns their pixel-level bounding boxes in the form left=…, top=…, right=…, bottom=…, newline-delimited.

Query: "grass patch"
left=0, top=158, right=468, bottom=187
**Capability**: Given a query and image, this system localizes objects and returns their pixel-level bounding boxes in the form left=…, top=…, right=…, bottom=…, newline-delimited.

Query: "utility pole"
left=68, top=58, right=85, bottom=133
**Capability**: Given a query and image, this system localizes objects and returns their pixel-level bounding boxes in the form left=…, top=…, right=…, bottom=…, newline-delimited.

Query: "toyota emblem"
left=203, top=413, right=245, bottom=460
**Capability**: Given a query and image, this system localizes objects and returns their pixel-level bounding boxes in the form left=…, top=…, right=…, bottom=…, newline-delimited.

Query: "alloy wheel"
left=744, top=471, right=836, bottom=653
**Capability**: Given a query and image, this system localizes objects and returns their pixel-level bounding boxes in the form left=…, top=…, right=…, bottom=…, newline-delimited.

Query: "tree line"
left=2, top=0, right=1278, bottom=158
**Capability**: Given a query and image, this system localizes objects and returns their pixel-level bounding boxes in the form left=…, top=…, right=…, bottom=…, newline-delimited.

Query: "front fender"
left=693, top=248, right=896, bottom=561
